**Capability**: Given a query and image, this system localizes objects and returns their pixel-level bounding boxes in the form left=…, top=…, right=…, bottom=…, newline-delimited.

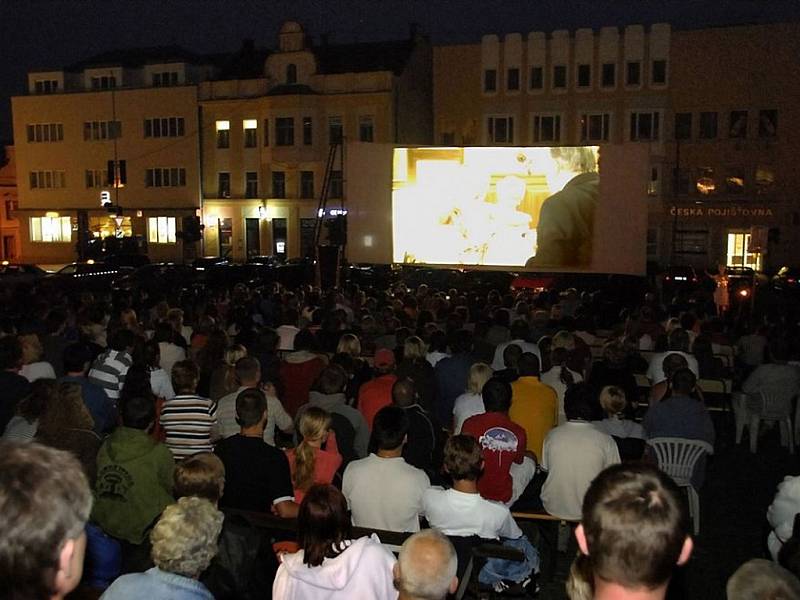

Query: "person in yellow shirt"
left=509, top=353, right=558, bottom=462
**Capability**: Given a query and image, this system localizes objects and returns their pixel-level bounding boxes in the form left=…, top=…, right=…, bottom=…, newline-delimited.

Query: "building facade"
left=0, top=147, right=21, bottom=261
left=198, top=21, right=432, bottom=260
left=433, top=22, right=800, bottom=272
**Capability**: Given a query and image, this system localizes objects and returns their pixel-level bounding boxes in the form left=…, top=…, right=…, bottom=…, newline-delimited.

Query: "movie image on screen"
left=392, top=146, right=599, bottom=268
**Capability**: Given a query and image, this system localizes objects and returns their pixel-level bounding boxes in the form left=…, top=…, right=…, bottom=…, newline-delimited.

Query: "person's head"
left=298, top=406, right=332, bottom=446
left=726, top=559, right=800, bottom=600
left=140, top=339, right=161, bottom=370
left=370, top=405, right=409, bottom=452
left=234, top=356, right=261, bottom=387
left=374, top=348, right=396, bottom=374
left=443, top=434, right=483, bottom=481
left=0, top=442, right=92, bottom=599
left=510, top=319, right=530, bottom=341
left=174, top=453, right=225, bottom=503
left=669, top=367, right=696, bottom=396
left=466, top=362, right=493, bottom=395
left=108, top=328, right=136, bottom=353
left=392, top=377, right=418, bottom=408
left=552, top=330, right=576, bottom=351
left=315, top=364, right=347, bottom=395
left=121, top=395, right=156, bottom=430
left=575, top=463, right=692, bottom=594
left=38, top=382, right=94, bottom=434
left=18, top=379, right=58, bottom=424
left=662, top=353, right=689, bottom=383
left=667, top=328, right=690, bottom=353
left=395, top=529, right=459, bottom=600
left=502, top=343, right=523, bottom=369
left=294, top=407, right=333, bottom=491
left=293, top=328, right=317, bottom=352
left=150, top=497, right=224, bottom=579
left=235, top=388, right=267, bottom=429
left=602, top=340, right=627, bottom=367
left=0, top=335, right=23, bottom=370
left=599, top=386, right=627, bottom=419
left=691, top=335, right=713, bottom=359
left=171, top=360, right=200, bottom=395
left=19, top=333, right=44, bottom=365
left=428, top=329, right=447, bottom=353
left=298, top=484, right=352, bottom=567
left=518, top=352, right=541, bottom=377
left=336, top=333, right=362, bottom=357
left=564, top=382, right=595, bottom=422
left=404, top=336, right=427, bottom=362
left=481, top=377, right=513, bottom=413
left=224, top=344, right=247, bottom=367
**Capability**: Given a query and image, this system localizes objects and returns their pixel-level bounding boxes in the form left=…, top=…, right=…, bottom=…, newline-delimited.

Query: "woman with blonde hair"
left=396, top=335, right=436, bottom=412
left=285, top=407, right=342, bottom=503
left=335, top=333, right=372, bottom=402
left=209, top=344, right=247, bottom=401
left=18, top=333, right=56, bottom=382
left=452, top=362, right=493, bottom=433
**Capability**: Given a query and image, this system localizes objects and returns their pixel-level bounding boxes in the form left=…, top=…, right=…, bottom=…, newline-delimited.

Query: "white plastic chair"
left=735, top=391, right=794, bottom=454
left=648, top=437, right=714, bottom=535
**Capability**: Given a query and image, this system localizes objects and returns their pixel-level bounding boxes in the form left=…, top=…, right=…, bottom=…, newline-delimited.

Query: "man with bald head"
left=394, top=529, right=458, bottom=600
left=393, top=377, right=441, bottom=480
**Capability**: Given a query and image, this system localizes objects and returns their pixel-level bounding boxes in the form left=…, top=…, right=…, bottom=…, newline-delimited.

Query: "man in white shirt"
left=541, top=383, right=620, bottom=521
left=216, top=356, right=292, bottom=445
left=492, top=320, right=541, bottom=371
left=343, top=405, right=429, bottom=532
left=646, top=328, right=699, bottom=384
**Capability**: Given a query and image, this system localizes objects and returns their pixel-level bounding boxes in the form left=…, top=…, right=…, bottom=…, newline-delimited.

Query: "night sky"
left=2, top=0, right=800, bottom=144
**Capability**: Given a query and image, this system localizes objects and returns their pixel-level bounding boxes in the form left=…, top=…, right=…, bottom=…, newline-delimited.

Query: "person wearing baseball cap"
left=358, top=349, right=397, bottom=430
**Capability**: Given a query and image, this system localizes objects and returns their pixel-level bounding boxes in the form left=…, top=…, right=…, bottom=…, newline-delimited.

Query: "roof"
left=66, top=45, right=205, bottom=71
left=313, top=39, right=415, bottom=75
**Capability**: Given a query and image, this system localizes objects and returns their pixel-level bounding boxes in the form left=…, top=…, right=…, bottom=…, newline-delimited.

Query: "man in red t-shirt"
left=462, top=377, right=537, bottom=506
left=358, top=349, right=398, bottom=430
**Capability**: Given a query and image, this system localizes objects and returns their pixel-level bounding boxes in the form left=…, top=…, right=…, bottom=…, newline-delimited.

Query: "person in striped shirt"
left=161, top=359, right=218, bottom=461
left=87, top=328, right=135, bottom=403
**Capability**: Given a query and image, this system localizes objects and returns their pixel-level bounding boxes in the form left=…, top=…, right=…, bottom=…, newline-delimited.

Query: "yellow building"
left=199, top=21, right=432, bottom=260
left=433, top=22, right=800, bottom=271
left=11, top=49, right=208, bottom=264
left=0, top=146, right=21, bottom=261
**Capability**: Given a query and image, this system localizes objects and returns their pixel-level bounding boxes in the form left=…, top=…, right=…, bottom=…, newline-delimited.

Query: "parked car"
left=772, top=266, right=800, bottom=292
left=112, top=262, right=196, bottom=295
left=0, top=263, right=48, bottom=288
left=44, top=261, right=127, bottom=292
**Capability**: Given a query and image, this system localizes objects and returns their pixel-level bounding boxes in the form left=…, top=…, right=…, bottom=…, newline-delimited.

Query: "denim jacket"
left=100, top=567, right=213, bottom=599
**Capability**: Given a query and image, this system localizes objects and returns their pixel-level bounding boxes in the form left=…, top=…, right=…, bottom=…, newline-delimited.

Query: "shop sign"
left=668, top=206, right=774, bottom=218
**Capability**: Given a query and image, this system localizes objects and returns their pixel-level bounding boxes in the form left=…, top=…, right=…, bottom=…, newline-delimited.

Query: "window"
left=729, top=111, right=748, bottom=139
left=5, top=199, right=17, bottom=221
left=630, top=112, right=660, bottom=141
left=148, top=216, right=177, bottom=244
left=674, top=230, right=708, bottom=255
left=726, top=169, right=745, bottom=194
left=302, top=117, right=313, bottom=145
left=286, top=64, right=297, bottom=85
left=245, top=172, right=258, bottom=198
left=34, top=79, right=58, bottom=94
left=272, top=171, right=286, bottom=198
left=759, top=110, right=778, bottom=138
left=358, top=116, right=374, bottom=142
left=144, top=117, right=185, bottom=138
left=276, top=117, right=294, bottom=146
left=580, top=113, right=611, bottom=143
left=625, top=61, right=641, bottom=86
left=90, top=75, right=117, bottom=90
left=329, top=170, right=343, bottom=199
left=577, top=64, right=591, bottom=88
left=145, top=167, right=186, bottom=188
left=26, top=123, right=63, bottom=143
left=647, top=166, right=661, bottom=196
left=532, top=114, right=561, bottom=143
left=699, top=112, right=718, bottom=139
left=300, top=171, right=315, bottom=198
left=755, top=165, right=775, bottom=193
left=83, top=120, right=121, bottom=141
left=651, top=60, right=667, bottom=85
left=215, top=120, right=230, bottom=148
left=244, top=119, right=258, bottom=148
left=483, top=69, right=497, bottom=92
left=107, top=160, right=127, bottom=188
left=553, top=65, right=567, bottom=89
left=85, top=169, right=108, bottom=189
left=29, top=170, right=65, bottom=189
left=152, top=72, right=178, bottom=87
left=328, top=116, right=343, bottom=144
left=506, top=68, right=520, bottom=91
left=601, top=63, right=616, bottom=88
left=695, top=167, right=717, bottom=196
left=30, top=216, right=71, bottom=242
left=674, top=113, right=692, bottom=140
left=263, top=119, right=270, bottom=146
left=529, top=66, right=543, bottom=90
left=487, top=116, right=514, bottom=144
left=218, top=172, right=230, bottom=197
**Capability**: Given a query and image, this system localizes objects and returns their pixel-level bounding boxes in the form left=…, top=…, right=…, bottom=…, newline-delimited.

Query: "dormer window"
left=286, top=64, right=297, bottom=85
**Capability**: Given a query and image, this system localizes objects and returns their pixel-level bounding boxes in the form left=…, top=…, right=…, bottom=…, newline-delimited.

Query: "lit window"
left=216, top=120, right=230, bottom=148
left=148, top=216, right=177, bottom=244
left=30, top=216, right=71, bottom=242
left=244, top=119, right=258, bottom=148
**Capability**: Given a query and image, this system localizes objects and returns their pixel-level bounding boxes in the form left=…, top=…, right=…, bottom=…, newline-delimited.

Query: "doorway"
left=218, top=218, right=233, bottom=258
left=245, top=218, right=260, bottom=258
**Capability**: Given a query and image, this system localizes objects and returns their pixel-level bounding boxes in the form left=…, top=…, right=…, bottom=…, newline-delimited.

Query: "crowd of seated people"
left=0, top=272, right=799, bottom=598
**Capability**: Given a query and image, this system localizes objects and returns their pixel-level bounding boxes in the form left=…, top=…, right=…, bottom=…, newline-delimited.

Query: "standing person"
left=509, top=352, right=558, bottom=462
left=709, top=264, right=730, bottom=317
left=272, top=485, right=398, bottom=600
left=0, top=442, right=93, bottom=600
left=285, top=407, right=342, bottom=503
left=160, top=360, right=218, bottom=461
left=358, top=348, right=398, bottom=430
left=0, top=336, right=32, bottom=433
